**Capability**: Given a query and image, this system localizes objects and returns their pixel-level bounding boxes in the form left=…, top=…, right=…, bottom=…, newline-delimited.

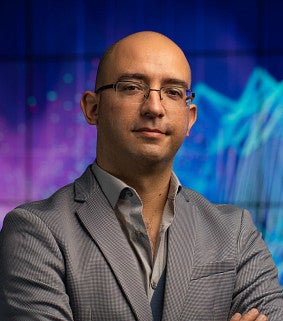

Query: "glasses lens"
left=161, top=86, right=191, bottom=108
left=116, top=81, right=146, bottom=104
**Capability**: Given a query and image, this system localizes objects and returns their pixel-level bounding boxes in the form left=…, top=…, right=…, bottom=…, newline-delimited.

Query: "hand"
left=230, top=308, right=267, bottom=321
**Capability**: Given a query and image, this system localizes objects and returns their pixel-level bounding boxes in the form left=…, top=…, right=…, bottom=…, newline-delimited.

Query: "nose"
left=140, top=89, right=165, bottom=118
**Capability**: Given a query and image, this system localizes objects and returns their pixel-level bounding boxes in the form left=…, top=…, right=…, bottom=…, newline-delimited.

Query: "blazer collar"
left=74, top=166, right=153, bottom=321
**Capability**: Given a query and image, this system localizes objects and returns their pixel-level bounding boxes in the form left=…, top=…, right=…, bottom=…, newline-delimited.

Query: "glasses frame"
left=95, top=80, right=195, bottom=107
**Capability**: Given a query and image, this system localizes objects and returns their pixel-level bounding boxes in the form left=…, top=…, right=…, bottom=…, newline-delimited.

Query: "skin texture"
left=80, top=31, right=268, bottom=321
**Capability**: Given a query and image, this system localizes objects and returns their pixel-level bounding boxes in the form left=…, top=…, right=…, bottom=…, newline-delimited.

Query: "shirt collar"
left=92, top=161, right=128, bottom=208
left=91, top=161, right=182, bottom=208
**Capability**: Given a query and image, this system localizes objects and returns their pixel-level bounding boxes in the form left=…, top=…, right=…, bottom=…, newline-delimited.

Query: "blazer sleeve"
left=229, top=209, right=283, bottom=320
left=0, top=208, right=74, bottom=321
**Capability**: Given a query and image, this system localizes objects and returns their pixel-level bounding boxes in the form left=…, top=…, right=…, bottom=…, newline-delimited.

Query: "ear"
left=80, top=91, right=99, bottom=125
left=186, top=103, right=197, bottom=136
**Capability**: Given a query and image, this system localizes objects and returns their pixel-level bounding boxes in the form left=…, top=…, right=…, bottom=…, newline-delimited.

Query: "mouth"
left=133, top=127, right=168, bottom=137
left=133, top=127, right=167, bottom=135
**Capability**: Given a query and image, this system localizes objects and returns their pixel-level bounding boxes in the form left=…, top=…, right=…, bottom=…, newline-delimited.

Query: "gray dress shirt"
left=92, top=162, right=180, bottom=300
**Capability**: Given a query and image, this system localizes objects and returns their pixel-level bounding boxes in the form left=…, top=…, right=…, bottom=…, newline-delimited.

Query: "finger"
left=230, top=312, right=242, bottom=321
left=244, top=308, right=268, bottom=321
left=256, top=314, right=268, bottom=321
left=239, top=308, right=268, bottom=321
left=230, top=308, right=259, bottom=321
left=230, top=309, right=268, bottom=321
left=241, top=308, right=260, bottom=320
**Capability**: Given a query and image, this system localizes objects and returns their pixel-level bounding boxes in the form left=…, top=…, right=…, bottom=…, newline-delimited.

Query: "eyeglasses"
left=95, top=80, right=195, bottom=108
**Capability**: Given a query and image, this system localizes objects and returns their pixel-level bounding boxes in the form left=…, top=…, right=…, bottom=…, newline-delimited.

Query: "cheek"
left=98, top=104, right=135, bottom=137
left=174, top=112, right=191, bottom=136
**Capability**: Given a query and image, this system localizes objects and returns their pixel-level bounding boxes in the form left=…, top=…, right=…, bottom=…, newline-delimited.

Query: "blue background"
left=1, top=0, right=283, bottom=283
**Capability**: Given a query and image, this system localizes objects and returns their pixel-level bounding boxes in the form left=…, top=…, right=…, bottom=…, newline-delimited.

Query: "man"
left=0, top=31, right=282, bottom=321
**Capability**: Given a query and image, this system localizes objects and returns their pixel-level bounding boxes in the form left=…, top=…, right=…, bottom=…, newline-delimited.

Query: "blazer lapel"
left=162, top=190, right=197, bottom=320
left=74, top=167, right=153, bottom=321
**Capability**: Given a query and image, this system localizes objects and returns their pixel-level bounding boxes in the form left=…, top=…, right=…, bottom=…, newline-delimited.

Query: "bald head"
left=95, top=31, right=191, bottom=90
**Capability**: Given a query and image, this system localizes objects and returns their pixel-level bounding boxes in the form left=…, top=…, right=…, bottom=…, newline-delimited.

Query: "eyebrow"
left=117, top=73, right=147, bottom=82
left=116, top=73, right=189, bottom=88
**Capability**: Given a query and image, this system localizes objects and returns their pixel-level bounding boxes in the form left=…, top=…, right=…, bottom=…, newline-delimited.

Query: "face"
left=81, top=32, right=197, bottom=174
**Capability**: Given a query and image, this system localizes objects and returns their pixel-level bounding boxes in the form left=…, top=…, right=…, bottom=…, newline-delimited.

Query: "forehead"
left=104, top=35, right=191, bottom=84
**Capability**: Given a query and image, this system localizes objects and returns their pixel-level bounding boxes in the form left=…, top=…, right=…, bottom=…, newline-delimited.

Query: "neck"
left=96, top=158, right=173, bottom=258
left=97, top=156, right=173, bottom=196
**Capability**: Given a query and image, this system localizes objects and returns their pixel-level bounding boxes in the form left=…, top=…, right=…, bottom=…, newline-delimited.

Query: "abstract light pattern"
left=0, top=67, right=283, bottom=283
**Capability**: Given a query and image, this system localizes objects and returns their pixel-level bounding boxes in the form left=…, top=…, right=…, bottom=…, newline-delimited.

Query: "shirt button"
left=135, top=230, right=141, bottom=237
left=120, top=188, right=133, bottom=199
left=126, top=189, right=133, bottom=197
left=120, top=190, right=126, bottom=199
left=151, top=281, right=157, bottom=290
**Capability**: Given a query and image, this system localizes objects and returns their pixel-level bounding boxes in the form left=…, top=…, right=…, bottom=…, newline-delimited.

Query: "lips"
left=135, top=127, right=165, bottom=134
left=132, top=128, right=169, bottom=139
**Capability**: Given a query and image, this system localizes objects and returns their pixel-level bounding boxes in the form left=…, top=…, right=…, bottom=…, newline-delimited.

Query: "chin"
left=133, top=151, right=173, bottom=166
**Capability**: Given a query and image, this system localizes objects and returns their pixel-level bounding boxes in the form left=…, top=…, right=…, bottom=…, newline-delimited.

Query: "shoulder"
left=180, top=186, right=245, bottom=217
left=178, top=187, right=257, bottom=241
left=1, top=165, right=99, bottom=233
left=178, top=187, right=264, bottom=267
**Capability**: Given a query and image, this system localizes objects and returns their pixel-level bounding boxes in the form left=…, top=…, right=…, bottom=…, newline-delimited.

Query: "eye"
left=163, top=87, right=184, bottom=100
left=117, top=82, right=144, bottom=95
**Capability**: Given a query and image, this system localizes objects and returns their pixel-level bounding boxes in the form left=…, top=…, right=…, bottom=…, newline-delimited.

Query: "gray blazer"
left=1, top=165, right=283, bottom=321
